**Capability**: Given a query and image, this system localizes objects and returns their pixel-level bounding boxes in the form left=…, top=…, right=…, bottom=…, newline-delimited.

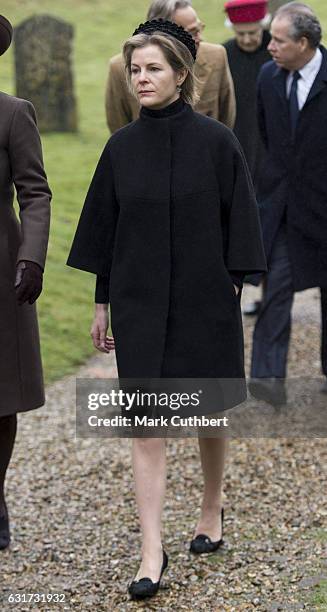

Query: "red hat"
left=224, top=0, right=268, bottom=24
left=0, top=15, right=13, bottom=56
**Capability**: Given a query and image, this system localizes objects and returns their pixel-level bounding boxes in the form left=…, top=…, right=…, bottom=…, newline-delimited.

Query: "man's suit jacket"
left=256, top=46, right=327, bottom=291
left=0, top=92, right=51, bottom=415
left=105, top=42, right=236, bottom=133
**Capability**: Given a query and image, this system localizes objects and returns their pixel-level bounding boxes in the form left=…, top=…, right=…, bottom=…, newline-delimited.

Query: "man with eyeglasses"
left=105, top=0, right=236, bottom=133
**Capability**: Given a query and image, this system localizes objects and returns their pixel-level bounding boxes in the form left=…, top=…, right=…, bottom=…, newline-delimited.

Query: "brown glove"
left=15, top=261, right=43, bottom=306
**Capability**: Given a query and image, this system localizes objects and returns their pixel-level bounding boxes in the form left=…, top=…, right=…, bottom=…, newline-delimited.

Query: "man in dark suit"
left=248, top=2, right=327, bottom=405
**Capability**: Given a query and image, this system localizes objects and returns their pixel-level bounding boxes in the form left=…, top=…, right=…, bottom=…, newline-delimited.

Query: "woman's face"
left=131, top=44, right=185, bottom=109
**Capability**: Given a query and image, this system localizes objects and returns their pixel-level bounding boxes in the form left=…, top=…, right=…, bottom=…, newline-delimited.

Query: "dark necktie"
left=289, top=70, right=301, bottom=138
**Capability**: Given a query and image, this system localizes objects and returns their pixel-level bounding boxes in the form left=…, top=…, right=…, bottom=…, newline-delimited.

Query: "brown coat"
left=105, top=42, right=236, bottom=133
left=0, top=92, right=51, bottom=417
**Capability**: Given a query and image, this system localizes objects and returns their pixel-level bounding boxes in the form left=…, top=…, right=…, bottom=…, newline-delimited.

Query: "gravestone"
left=14, top=15, right=78, bottom=132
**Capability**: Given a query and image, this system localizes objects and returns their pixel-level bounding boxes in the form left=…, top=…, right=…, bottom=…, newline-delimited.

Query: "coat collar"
left=304, top=45, right=327, bottom=106
left=140, top=98, right=193, bottom=124
left=140, top=96, right=185, bottom=119
left=195, top=42, right=207, bottom=68
left=272, top=63, right=288, bottom=101
left=194, top=44, right=208, bottom=100
left=272, top=44, right=327, bottom=108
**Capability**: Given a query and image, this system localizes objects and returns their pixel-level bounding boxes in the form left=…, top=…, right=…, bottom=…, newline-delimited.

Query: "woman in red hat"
left=223, top=0, right=271, bottom=317
left=223, top=0, right=271, bottom=191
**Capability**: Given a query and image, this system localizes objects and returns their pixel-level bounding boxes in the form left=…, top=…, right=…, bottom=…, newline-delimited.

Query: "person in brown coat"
left=0, top=15, right=51, bottom=550
left=105, top=0, right=236, bottom=133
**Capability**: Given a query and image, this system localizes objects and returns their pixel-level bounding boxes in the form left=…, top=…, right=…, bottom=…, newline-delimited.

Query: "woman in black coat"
left=68, top=20, right=266, bottom=600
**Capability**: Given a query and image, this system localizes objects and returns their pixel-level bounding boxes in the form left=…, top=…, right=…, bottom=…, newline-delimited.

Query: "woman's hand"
left=15, top=260, right=43, bottom=305
left=91, top=304, right=115, bottom=353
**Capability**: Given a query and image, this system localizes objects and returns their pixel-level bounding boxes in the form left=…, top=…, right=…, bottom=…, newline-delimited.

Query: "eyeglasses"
left=187, top=21, right=205, bottom=38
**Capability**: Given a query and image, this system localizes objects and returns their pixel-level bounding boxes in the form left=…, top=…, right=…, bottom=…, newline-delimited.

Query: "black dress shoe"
left=242, top=300, right=262, bottom=316
left=190, top=507, right=224, bottom=554
left=0, top=510, right=10, bottom=550
left=128, top=549, right=168, bottom=600
left=248, top=377, right=287, bottom=407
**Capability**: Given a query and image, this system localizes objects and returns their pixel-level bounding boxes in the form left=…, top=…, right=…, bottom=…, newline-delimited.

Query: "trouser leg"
left=321, top=288, right=327, bottom=376
left=251, top=224, right=294, bottom=379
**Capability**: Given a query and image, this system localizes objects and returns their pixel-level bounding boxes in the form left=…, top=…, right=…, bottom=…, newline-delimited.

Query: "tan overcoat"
left=105, top=42, right=236, bottom=133
left=0, top=92, right=51, bottom=416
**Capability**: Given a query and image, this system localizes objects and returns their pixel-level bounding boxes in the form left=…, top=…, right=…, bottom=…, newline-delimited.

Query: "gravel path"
left=1, top=286, right=326, bottom=611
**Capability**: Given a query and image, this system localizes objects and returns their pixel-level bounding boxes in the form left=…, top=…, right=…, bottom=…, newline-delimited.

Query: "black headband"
left=133, top=19, right=197, bottom=61
left=0, top=14, right=13, bottom=56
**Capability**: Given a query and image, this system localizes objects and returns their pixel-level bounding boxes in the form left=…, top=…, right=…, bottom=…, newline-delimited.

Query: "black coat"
left=256, top=46, right=327, bottom=291
left=223, top=31, right=271, bottom=189
left=67, top=99, right=266, bottom=409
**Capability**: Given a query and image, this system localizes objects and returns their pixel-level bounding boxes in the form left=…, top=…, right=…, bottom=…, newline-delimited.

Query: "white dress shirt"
left=286, top=48, right=323, bottom=109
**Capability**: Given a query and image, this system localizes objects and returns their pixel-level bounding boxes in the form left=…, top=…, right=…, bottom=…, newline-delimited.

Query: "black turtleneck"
left=140, top=96, right=185, bottom=119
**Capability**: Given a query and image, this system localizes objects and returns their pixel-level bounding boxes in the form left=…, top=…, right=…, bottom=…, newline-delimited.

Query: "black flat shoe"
left=128, top=549, right=168, bottom=600
left=0, top=509, right=10, bottom=550
left=190, top=507, right=224, bottom=554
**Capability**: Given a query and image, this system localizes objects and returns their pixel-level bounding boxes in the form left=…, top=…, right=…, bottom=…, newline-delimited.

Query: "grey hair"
left=147, top=0, right=192, bottom=21
left=274, top=2, right=322, bottom=48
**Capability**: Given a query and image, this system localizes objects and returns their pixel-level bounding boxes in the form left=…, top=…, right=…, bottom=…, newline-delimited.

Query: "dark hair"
left=147, top=0, right=192, bottom=21
left=275, top=2, right=322, bottom=48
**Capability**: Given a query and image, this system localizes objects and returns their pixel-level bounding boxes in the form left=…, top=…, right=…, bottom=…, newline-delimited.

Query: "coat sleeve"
left=105, top=58, right=134, bottom=134
left=218, top=129, right=267, bottom=274
left=9, top=99, right=51, bottom=269
left=95, top=274, right=110, bottom=303
left=66, top=141, right=119, bottom=285
left=218, top=46, right=236, bottom=130
left=257, top=69, right=268, bottom=149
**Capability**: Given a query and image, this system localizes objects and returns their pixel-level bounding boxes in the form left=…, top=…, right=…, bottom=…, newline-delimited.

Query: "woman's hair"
left=147, top=0, right=192, bottom=21
left=123, top=32, right=198, bottom=106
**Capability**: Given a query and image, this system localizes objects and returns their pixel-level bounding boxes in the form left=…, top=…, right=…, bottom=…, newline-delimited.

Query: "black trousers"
left=251, top=223, right=327, bottom=378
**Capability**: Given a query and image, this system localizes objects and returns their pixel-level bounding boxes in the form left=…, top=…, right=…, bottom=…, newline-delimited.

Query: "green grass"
left=1, top=0, right=327, bottom=383
left=305, top=528, right=327, bottom=610
left=310, top=580, right=327, bottom=609
left=289, top=526, right=327, bottom=610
